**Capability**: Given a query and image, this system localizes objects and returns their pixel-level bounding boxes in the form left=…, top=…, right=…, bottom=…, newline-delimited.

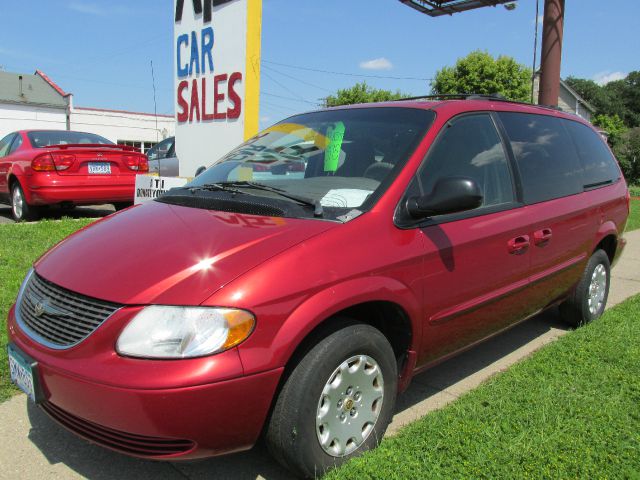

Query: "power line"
left=262, top=64, right=333, bottom=93
left=261, top=90, right=320, bottom=106
left=260, top=99, right=299, bottom=114
left=263, top=59, right=432, bottom=81
left=261, top=69, right=308, bottom=102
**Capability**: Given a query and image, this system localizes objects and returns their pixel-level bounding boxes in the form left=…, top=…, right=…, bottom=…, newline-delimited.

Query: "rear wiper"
left=220, top=181, right=323, bottom=217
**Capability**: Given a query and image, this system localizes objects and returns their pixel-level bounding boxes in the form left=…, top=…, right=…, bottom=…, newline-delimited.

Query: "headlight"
left=116, top=306, right=255, bottom=359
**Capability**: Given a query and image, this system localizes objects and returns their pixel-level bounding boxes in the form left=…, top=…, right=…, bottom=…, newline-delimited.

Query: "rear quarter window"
left=562, top=119, right=620, bottom=188
left=498, top=112, right=583, bottom=205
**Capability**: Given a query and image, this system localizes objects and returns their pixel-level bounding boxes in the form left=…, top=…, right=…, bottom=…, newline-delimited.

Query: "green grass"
left=628, top=198, right=640, bottom=232
left=326, top=294, right=640, bottom=479
left=0, top=218, right=95, bottom=402
left=629, top=185, right=640, bottom=197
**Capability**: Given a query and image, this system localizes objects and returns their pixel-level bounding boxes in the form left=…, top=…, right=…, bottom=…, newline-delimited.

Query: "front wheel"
left=11, top=183, right=39, bottom=222
left=265, top=322, right=397, bottom=478
left=560, top=249, right=611, bottom=327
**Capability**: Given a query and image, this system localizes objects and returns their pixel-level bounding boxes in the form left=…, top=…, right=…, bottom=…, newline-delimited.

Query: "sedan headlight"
left=116, top=306, right=255, bottom=359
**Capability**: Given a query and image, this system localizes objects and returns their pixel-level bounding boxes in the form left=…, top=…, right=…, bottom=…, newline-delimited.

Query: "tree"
left=323, top=82, right=407, bottom=107
left=593, top=114, right=627, bottom=147
left=613, top=127, right=640, bottom=185
left=605, top=73, right=640, bottom=127
left=566, top=72, right=640, bottom=128
left=431, top=50, right=531, bottom=102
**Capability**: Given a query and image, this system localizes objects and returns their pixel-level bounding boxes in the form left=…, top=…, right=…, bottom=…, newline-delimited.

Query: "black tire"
left=560, top=249, right=611, bottom=327
left=11, top=182, right=39, bottom=222
left=265, top=322, right=397, bottom=478
left=113, top=202, right=133, bottom=211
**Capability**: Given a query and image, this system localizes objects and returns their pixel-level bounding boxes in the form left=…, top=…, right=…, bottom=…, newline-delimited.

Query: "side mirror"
left=406, top=176, right=483, bottom=219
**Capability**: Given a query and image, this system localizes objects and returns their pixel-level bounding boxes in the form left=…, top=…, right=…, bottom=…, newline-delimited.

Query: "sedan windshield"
left=167, top=107, right=434, bottom=221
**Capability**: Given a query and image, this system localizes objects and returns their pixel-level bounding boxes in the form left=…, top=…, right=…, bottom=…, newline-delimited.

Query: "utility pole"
left=538, top=0, right=565, bottom=106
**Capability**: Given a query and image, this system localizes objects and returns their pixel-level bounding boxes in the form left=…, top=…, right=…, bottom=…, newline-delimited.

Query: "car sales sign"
left=174, top=0, right=262, bottom=177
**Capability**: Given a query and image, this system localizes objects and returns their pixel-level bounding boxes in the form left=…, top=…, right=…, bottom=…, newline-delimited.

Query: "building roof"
left=74, top=106, right=174, bottom=119
left=0, top=70, right=69, bottom=109
left=559, top=78, right=596, bottom=113
left=533, top=71, right=596, bottom=114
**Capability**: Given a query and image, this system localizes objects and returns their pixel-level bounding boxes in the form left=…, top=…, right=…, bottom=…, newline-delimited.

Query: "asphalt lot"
left=0, top=203, right=116, bottom=224
left=1, top=230, right=639, bottom=480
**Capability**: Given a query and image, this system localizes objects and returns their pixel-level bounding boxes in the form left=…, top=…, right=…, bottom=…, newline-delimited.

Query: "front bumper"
left=7, top=305, right=283, bottom=460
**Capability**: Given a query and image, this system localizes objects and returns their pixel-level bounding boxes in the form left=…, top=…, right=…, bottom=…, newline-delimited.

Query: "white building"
left=0, top=70, right=174, bottom=153
left=532, top=72, right=596, bottom=122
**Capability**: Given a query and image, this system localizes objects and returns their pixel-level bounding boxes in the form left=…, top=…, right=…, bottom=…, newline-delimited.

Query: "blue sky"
left=1, top=0, right=638, bottom=129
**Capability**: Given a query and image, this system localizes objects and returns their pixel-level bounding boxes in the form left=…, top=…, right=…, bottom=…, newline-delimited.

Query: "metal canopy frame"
left=399, top=0, right=515, bottom=17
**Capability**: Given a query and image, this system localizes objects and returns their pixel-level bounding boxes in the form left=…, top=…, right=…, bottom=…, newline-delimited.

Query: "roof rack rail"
left=540, top=104, right=564, bottom=112
left=396, top=94, right=568, bottom=114
left=397, top=93, right=511, bottom=102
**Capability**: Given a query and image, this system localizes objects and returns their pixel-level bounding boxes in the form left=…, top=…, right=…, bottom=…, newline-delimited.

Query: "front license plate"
left=88, top=162, right=111, bottom=174
left=8, top=344, right=41, bottom=403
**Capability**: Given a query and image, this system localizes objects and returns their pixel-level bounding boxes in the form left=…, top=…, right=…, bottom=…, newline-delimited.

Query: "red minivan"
left=6, top=97, right=629, bottom=477
left=0, top=130, right=148, bottom=221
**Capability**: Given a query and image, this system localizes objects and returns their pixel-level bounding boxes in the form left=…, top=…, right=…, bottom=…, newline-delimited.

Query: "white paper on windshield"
left=321, top=189, right=373, bottom=208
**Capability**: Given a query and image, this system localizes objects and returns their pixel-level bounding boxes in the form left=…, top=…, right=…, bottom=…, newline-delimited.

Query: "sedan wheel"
left=11, top=183, right=38, bottom=222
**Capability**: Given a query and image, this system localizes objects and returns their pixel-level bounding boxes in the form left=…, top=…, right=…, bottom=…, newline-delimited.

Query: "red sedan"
left=0, top=130, right=148, bottom=221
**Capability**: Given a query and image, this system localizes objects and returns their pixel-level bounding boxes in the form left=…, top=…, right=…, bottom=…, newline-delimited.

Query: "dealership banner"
left=174, top=0, right=262, bottom=177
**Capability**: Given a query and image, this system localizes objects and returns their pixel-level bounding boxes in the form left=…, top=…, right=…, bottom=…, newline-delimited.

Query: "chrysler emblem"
left=34, top=301, right=46, bottom=317
left=30, top=295, right=68, bottom=318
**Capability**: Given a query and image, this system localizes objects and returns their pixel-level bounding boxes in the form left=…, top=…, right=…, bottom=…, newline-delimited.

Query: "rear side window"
left=416, top=114, right=515, bottom=209
left=498, top=112, right=583, bottom=204
left=563, top=120, right=620, bottom=188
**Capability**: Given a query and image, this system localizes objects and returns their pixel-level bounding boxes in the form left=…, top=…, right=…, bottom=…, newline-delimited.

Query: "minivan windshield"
left=174, top=107, right=434, bottom=221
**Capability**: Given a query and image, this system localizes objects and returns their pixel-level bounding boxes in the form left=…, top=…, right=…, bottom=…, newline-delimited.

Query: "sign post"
left=174, top=0, right=262, bottom=177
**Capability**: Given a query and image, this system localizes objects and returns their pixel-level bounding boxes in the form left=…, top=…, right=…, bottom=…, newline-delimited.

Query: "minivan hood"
left=34, top=201, right=337, bottom=305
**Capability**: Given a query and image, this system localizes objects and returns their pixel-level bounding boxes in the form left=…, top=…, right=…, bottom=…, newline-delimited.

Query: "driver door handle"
left=508, top=235, right=530, bottom=255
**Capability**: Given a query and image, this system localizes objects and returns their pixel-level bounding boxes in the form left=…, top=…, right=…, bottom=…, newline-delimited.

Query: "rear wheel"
left=11, top=183, right=39, bottom=222
left=560, top=249, right=611, bottom=327
left=113, top=202, right=133, bottom=211
left=265, top=322, right=397, bottom=478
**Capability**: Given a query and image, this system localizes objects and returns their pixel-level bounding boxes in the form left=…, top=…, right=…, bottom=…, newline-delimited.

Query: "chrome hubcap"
left=12, top=187, right=23, bottom=219
left=316, top=355, right=384, bottom=457
left=588, top=263, right=607, bottom=315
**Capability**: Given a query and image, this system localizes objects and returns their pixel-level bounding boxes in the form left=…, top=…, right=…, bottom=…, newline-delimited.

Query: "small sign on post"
left=134, top=174, right=189, bottom=205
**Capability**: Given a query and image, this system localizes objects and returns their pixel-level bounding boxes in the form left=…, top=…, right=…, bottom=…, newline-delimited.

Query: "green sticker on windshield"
left=324, top=121, right=345, bottom=172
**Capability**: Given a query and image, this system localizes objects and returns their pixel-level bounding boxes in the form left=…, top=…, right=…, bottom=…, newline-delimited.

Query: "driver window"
left=416, top=114, right=515, bottom=209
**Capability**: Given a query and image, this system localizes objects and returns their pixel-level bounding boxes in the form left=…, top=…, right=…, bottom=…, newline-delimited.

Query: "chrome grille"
left=17, top=271, right=121, bottom=348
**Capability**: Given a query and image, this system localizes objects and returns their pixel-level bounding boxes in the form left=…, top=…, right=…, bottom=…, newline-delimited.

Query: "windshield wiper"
left=188, top=183, right=245, bottom=195
left=220, top=181, right=323, bottom=217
